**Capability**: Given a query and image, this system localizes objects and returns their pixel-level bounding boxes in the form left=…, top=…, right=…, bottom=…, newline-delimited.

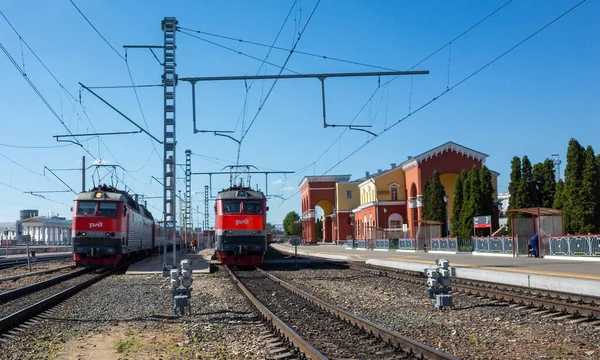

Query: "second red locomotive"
left=72, top=184, right=156, bottom=268
left=214, top=185, right=268, bottom=266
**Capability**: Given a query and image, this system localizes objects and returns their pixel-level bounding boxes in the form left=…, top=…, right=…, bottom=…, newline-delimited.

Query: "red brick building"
left=299, top=142, right=499, bottom=243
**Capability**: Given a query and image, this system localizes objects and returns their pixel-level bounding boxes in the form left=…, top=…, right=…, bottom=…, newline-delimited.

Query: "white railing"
left=472, top=236, right=513, bottom=254
left=549, top=235, right=600, bottom=256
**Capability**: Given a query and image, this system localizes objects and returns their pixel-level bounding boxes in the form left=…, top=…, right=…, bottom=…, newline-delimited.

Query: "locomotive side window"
left=222, top=201, right=241, bottom=213
left=77, top=202, right=96, bottom=215
left=243, top=201, right=262, bottom=214
left=98, top=202, right=118, bottom=217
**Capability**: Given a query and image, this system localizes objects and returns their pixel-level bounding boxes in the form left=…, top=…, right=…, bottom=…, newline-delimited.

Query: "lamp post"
left=383, top=208, right=388, bottom=238
left=349, top=212, right=355, bottom=248
left=443, top=195, right=449, bottom=237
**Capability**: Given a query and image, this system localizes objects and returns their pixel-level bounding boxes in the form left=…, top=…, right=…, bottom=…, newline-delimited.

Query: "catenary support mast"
left=162, top=17, right=178, bottom=270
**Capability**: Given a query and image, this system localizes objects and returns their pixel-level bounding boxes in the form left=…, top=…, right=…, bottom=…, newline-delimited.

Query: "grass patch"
left=34, top=336, right=61, bottom=359
left=113, top=337, right=141, bottom=355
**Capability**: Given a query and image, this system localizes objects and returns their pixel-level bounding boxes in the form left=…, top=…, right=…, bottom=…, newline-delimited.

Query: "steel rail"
left=0, top=268, right=88, bottom=303
left=0, top=254, right=72, bottom=270
left=451, top=277, right=600, bottom=306
left=224, top=265, right=326, bottom=360
left=257, top=268, right=458, bottom=360
left=0, top=266, right=120, bottom=334
left=0, top=265, right=73, bottom=282
left=360, top=263, right=600, bottom=320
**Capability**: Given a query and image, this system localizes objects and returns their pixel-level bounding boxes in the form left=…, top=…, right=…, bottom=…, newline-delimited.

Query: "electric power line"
left=278, top=0, right=587, bottom=207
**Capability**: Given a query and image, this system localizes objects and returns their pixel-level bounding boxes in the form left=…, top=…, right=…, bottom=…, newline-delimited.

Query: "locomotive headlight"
left=111, top=232, right=115, bottom=237
left=76, top=231, right=81, bottom=236
left=105, top=232, right=110, bottom=238
left=94, top=192, right=103, bottom=198
left=81, top=232, right=86, bottom=237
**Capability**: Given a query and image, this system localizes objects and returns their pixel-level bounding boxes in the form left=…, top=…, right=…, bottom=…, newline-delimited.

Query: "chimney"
left=365, top=171, right=370, bottom=178
left=390, top=163, right=396, bottom=169
left=377, top=169, right=382, bottom=173
left=407, top=156, right=413, bottom=160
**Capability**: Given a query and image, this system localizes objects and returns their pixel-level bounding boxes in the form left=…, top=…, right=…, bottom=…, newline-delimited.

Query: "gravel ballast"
left=237, top=269, right=417, bottom=359
left=1, top=270, right=271, bottom=359
left=267, top=266, right=600, bottom=359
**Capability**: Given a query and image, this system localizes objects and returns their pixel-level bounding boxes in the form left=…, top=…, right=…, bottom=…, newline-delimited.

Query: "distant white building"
left=498, top=192, right=510, bottom=217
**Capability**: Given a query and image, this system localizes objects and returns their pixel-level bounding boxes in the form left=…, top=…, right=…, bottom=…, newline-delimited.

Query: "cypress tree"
left=553, top=179, right=565, bottom=210
left=459, top=170, right=473, bottom=238
left=426, top=171, right=448, bottom=234
left=507, top=156, right=522, bottom=212
left=519, top=156, right=537, bottom=209
left=468, top=166, right=483, bottom=236
left=580, top=146, right=598, bottom=234
left=563, top=139, right=585, bottom=233
left=541, top=159, right=556, bottom=208
left=506, top=156, right=522, bottom=234
left=421, top=179, right=432, bottom=221
left=596, top=155, right=600, bottom=230
left=533, top=162, right=545, bottom=207
left=479, top=166, right=495, bottom=219
left=450, top=171, right=466, bottom=237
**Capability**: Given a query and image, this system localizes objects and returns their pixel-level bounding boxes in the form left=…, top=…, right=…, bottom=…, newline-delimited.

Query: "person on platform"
left=530, top=232, right=539, bottom=258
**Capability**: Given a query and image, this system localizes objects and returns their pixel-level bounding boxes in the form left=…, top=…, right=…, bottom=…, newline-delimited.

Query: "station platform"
left=271, top=244, right=600, bottom=297
left=125, top=249, right=212, bottom=275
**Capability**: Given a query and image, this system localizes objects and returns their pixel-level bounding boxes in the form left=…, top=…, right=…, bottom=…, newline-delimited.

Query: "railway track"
left=356, top=263, right=600, bottom=325
left=0, top=254, right=72, bottom=270
left=226, top=265, right=457, bottom=360
left=0, top=266, right=118, bottom=336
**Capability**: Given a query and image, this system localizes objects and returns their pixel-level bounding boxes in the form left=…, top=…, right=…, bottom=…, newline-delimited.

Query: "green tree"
left=506, top=156, right=522, bottom=234
left=563, top=139, right=586, bottom=233
left=507, top=157, right=522, bottom=211
left=580, top=146, right=599, bottom=233
left=479, top=166, right=495, bottom=220
left=422, top=170, right=448, bottom=235
left=450, top=170, right=466, bottom=237
left=421, top=179, right=432, bottom=221
left=459, top=167, right=476, bottom=238
left=519, top=156, right=537, bottom=209
left=315, top=218, right=323, bottom=240
left=283, top=211, right=301, bottom=236
left=553, top=179, right=565, bottom=210
left=532, top=159, right=556, bottom=208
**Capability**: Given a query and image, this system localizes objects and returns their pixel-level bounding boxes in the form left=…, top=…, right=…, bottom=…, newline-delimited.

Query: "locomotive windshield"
left=243, top=201, right=262, bottom=214
left=97, top=202, right=118, bottom=217
left=77, top=202, right=96, bottom=215
left=222, top=201, right=241, bottom=213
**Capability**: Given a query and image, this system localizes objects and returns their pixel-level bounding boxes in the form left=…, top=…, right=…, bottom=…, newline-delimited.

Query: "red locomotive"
left=72, top=184, right=156, bottom=268
left=214, top=185, right=269, bottom=266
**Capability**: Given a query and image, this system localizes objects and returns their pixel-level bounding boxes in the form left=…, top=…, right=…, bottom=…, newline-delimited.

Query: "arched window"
left=388, top=213, right=403, bottom=229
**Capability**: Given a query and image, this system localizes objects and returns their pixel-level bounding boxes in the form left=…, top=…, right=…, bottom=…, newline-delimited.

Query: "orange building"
left=299, top=142, right=499, bottom=243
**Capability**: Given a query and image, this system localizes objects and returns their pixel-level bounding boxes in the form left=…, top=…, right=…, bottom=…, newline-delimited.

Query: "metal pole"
left=82, top=156, right=85, bottom=192
left=26, top=243, right=31, bottom=272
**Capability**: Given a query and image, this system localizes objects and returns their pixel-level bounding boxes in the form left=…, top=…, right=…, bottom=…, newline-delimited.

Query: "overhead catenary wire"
left=240, top=0, right=321, bottom=142
left=288, top=0, right=517, bottom=177
left=278, top=0, right=587, bottom=207
left=177, top=26, right=400, bottom=72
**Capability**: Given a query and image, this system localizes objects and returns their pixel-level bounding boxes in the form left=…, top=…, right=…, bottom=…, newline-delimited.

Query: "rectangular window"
left=222, top=201, right=241, bottom=213
left=346, top=190, right=352, bottom=199
left=243, top=201, right=262, bottom=214
left=77, top=202, right=96, bottom=215
left=390, top=220, right=402, bottom=228
left=391, top=187, right=398, bottom=201
left=97, top=202, right=118, bottom=217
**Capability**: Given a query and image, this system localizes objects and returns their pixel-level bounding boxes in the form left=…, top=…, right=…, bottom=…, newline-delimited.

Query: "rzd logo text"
left=235, top=219, right=250, bottom=226
left=89, top=222, right=103, bottom=229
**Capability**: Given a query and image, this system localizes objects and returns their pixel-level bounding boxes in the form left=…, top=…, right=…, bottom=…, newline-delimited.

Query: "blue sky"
left=0, top=0, right=598, bottom=226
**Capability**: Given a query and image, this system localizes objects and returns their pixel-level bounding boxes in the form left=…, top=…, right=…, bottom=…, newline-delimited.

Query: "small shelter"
left=415, top=219, right=444, bottom=252
left=506, top=207, right=564, bottom=257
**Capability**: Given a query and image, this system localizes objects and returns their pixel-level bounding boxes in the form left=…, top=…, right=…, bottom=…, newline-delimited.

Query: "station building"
left=299, top=141, right=500, bottom=243
left=0, top=210, right=72, bottom=245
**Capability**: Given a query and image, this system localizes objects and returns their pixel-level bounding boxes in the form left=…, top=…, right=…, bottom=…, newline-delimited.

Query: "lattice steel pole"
left=162, top=17, right=178, bottom=271
left=204, top=185, right=209, bottom=231
left=185, top=150, right=192, bottom=251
